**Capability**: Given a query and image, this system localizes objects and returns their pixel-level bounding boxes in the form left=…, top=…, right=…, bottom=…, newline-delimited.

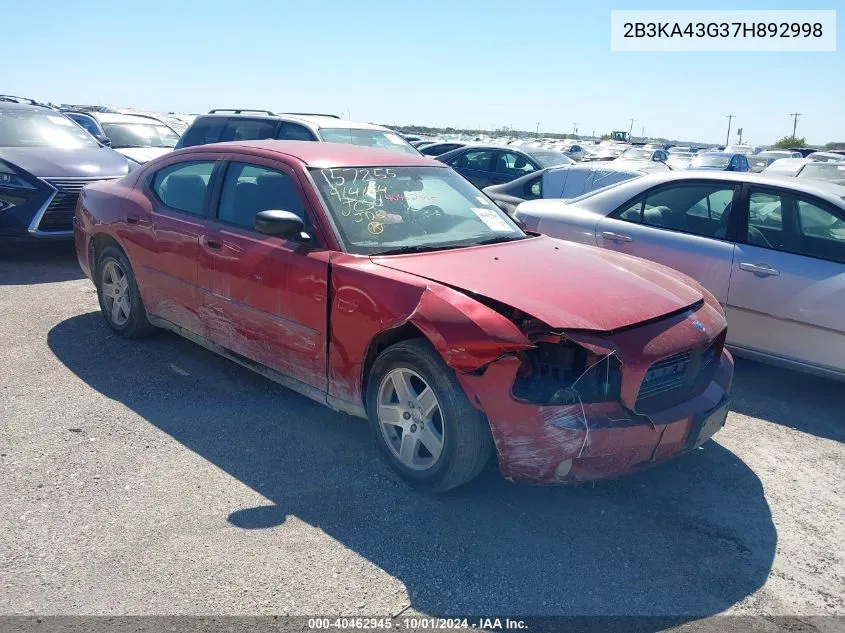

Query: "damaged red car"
left=74, top=140, right=734, bottom=491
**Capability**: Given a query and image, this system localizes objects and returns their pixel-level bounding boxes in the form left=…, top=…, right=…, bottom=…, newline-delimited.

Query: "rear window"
left=176, top=117, right=227, bottom=148
left=226, top=118, right=277, bottom=142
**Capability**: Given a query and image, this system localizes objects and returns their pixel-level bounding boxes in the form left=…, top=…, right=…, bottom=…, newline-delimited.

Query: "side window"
left=216, top=162, right=308, bottom=232
left=178, top=117, right=227, bottom=148
left=616, top=184, right=735, bottom=238
left=150, top=161, right=216, bottom=215
left=495, top=152, right=535, bottom=176
left=524, top=175, right=542, bottom=200
left=617, top=197, right=644, bottom=223
left=224, top=119, right=277, bottom=142
left=69, top=114, right=100, bottom=137
left=277, top=123, right=317, bottom=141
left=457, top=150, right=494, bottom=172
left=794, top=197, right=845, bottom=264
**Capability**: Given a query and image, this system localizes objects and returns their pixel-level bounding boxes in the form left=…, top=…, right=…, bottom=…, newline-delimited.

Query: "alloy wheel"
left=377, top=368, right=445, bottom=470
left=101, top=260, right=131, bottom=327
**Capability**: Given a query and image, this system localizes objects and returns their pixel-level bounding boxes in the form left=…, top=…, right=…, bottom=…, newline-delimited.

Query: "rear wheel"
left=367, top=339, right=492, bottom=492
left=95, top=246, right=156, bottom=338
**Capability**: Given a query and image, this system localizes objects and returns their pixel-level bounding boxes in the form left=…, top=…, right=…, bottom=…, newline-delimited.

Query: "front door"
left=199, top=156, right=330, bottom=391
left=725, top=185, right=845, bottom=373
left=593, top=180, right=739, bottom=303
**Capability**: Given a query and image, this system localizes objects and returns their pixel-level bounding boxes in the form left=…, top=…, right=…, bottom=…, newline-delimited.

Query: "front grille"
left=36, top=178, right=115, bottom=232
left=635, top=328, right=727, bottom=412
left=637, top=350, right=693, bottom=401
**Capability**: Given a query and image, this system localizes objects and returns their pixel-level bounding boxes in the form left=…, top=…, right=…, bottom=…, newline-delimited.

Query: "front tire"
left=95, top=245, right=156, bottom=338
left=367, top=339, right=492, bottom=492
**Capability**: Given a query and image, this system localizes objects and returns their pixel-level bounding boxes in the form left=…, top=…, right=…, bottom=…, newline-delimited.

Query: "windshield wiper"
left=474, top=234, right=530, bottom=246
left=371, top=243, right=479, bottom=256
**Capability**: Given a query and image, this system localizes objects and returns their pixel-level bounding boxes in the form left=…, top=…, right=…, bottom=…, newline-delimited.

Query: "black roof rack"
left=282, top=112, right=341, bottom=119
left=208, top=108, right=275, bottom=115
left=0, top=95, right=56, bottom=108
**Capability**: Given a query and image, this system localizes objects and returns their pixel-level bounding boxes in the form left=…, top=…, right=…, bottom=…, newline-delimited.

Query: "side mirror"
left=254, top=210, right=305, bottom=238
left=96, top=134, right=112, bottom=147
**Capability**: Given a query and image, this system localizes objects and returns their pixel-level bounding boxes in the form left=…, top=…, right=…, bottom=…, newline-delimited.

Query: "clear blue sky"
left=4, top=0, right=842, bottom=145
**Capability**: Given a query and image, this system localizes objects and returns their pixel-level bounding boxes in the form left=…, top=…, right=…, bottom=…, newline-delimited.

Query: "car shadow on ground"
left=0, top=243, right=85, bottom=285
left=731, top=356, right=844, bottom=444
left=48, top=312, right=776, bottom=622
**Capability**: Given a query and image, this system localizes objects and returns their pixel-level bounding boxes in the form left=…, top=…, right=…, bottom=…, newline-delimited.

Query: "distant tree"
left=600, top=133, right=611, bottom=140
left=823, top=141, right=845, bottom=151
left=774, top=135, right=806, bottom=148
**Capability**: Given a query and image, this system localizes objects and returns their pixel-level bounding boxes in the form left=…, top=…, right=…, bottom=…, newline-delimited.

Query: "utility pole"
left=789, top=112, right=801, bottom=140
left=737, top=127, right=743, bottom=144
left=725, top=114, right=734, bottom=146
left=628, top=118, right=634, bottom=140
left=572, top=123, right=577, bottom=136
left=535, top=122, right=540, bottom=137
left=641, top=126, right=645, bottom=139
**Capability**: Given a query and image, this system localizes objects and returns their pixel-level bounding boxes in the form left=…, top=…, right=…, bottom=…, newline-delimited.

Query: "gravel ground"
left=0, top=245, right=843, bottom=628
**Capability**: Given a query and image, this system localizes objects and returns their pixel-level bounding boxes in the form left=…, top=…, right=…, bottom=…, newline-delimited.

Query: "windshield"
left=311, top=166, right=525, bottom=255
left=317, top=128, right=419, bottom=155
left=691, top=154, right=730, bottom=168
left=101, top=122, right=179, bottom=149
left=619, top=148, right=651, bottom=160
left=796, top=163, right=845, bottom=183
left=527, top=151, right=573, bottom=168
left=0, top=110, right=100, bottom=148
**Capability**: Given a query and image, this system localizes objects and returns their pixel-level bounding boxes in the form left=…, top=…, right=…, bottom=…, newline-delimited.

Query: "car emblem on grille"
left=692, top=320, right=705, bottom=332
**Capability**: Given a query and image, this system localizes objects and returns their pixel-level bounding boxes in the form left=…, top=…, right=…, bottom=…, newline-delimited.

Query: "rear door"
left=725, top=185, right=845, bottom=374
left=448, top=149, right=496, bottom=188
left=137, top=154, right=223, bottom=333
left=593, top=180, right=739, bottom=303
left=199, top=154, right=330, bottom=391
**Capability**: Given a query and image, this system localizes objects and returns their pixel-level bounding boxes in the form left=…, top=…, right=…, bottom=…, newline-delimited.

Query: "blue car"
left=688, top=152, right=750, bottom=172
left=0, top=101, right=131, bottom=247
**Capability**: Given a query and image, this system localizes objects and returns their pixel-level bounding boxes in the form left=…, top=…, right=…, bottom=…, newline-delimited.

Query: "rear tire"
left=95, top=245, right=156, bottom=338
left=366, top=339, right=492, bottom=492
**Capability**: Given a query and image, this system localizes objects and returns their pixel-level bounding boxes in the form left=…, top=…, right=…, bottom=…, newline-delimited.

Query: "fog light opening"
left=555, top=459, right=573, bottom=480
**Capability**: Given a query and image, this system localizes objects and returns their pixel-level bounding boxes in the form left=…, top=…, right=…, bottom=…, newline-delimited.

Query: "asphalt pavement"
left=1, top=245, right=842, bottom=629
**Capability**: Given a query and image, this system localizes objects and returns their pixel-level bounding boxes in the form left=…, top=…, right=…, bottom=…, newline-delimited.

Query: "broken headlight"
left=513, top=341, right=622, bottom=405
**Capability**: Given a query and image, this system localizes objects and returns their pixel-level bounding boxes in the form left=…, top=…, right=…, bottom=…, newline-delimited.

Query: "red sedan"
left=74, top=140, right=733, bottom=491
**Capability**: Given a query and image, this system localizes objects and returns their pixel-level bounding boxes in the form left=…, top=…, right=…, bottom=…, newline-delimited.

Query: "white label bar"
left=611, top=10, right=836, bottom=51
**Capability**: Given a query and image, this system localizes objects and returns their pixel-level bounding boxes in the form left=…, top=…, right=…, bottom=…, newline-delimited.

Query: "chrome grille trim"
left=28, top=177, right=118, bottom=236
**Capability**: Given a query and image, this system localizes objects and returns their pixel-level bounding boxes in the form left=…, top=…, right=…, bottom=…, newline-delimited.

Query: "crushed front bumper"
left=457, top=349, right=734, bottom=485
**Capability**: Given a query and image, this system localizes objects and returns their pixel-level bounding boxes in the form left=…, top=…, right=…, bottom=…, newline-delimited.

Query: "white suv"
left=174, top=110, right=419, bottom=155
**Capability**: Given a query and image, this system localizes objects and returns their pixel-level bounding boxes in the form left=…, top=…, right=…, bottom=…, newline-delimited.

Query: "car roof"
left=180, top=139, right=439, bottom=168
left=608, top=170, right=845, bottom=203
left=85, top=112, right=169, bottom=125
left=194, top=112, right=393, bottom=133
left=0, top=101, right=53, bottom=113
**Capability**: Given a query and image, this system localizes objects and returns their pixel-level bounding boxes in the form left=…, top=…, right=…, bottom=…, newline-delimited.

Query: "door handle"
left=601, top=231, right=633, bottom=243
left=201, top=235, right=222, bottom=250
left=739, top=262, right=780, bottom=277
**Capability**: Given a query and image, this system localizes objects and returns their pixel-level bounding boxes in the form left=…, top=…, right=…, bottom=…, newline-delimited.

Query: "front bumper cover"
left=457, top=349, right=734, bottom=485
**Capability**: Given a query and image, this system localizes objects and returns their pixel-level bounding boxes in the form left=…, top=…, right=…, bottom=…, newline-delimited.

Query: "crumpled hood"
left=0, top=147, right=131, bottom=178
left=371, top=235, right=703, bottom=332
left=115, top=147, right=172, bottom=164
